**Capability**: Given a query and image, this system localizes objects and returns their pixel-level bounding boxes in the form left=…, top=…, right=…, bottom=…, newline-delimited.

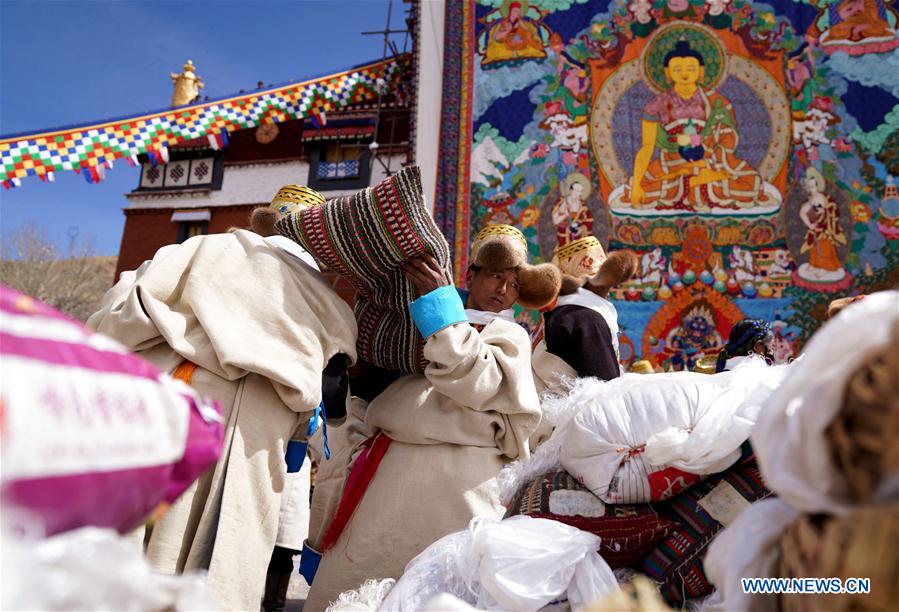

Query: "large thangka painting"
left=434, top=0, right=899, bottom=369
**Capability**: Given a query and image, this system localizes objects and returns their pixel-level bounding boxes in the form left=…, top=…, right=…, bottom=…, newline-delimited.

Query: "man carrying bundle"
left=88, top=185, right=356, bottom=611
left=304, top=224, right=560, bottom=610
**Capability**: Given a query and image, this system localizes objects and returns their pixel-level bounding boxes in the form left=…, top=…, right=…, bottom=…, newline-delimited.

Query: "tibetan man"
left=304, top=225, right=561, bottom=610
left=88, top=185, right=356, bottom=611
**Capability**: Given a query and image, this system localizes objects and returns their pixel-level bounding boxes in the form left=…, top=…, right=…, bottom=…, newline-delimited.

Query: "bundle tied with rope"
left=778, top=317, right=899, bottom=611
left=825, top=316, right=899, bottom=503
left=777, top=506, right=899, bottom=612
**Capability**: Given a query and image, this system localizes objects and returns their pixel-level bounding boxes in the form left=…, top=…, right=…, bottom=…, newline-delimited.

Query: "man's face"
left=753, top=340, right=774, bottom=362
left=465, top=267, right=520, bottom=312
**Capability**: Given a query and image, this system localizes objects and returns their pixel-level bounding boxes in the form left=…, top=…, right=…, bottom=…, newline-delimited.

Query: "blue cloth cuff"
left=408, top=285, right=467, bottom=339
left=299, top=540, right=322, bottom=585
left=285, top=440, right=308, bottom=473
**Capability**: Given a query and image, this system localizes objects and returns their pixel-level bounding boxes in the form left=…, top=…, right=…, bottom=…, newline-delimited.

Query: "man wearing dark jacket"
left=544, top=236, right=638, bottom=380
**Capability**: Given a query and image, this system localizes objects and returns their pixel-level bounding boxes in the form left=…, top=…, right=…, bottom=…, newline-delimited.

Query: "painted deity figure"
left=639, top=247, right=667, bottom=285
left=662, top=0, right=700, bottom=19
left=483, top=207, right=518, bottom=228
left=706, top=0, right=731, bottom=18
left=729, top=245, right=757, bottom=283
left=552, top=173, right=595, bottom=248
left=625, top=40, right=777, bottom=211
left=548, top=33, right=589, bottom=115
left=480, top=1, right=548, bottom=67
left=797, top=167, right=848, bottom=282
left=541, top=103, right=588, bottom=156
left=704, top=0, right=733, bottom=29
left=768, top=248, right=797, bottom=277
left=665, top=304, right=723, bottom=370
left=629, top=0, right=654, bottom=24
left=821, top=0, right=899, bottom=49
left=629, top=0, right=657, bottom=37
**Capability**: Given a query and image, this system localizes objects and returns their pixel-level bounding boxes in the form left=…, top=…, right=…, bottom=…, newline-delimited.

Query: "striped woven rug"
left=277, top=166, right=451, bottom=373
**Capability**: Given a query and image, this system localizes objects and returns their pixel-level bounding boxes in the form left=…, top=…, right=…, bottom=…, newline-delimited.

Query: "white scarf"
left=465, top=308, right=515, bottom=327
left=724, top=355, right=750, bottom=371
left=265, top=235, right=320, bottom=272
left=554, top=288, right=620, bottom=355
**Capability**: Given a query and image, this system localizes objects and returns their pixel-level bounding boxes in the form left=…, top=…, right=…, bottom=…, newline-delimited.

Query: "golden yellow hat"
left=553, top=236, right=607, bottom=278
left=473, top=224, right=527, bottom=248
left=694, top=355, right=719, bottom=375
left=630, top=359, right=655, bottom=374
left=470, top=224, right=528, bottom=263
left=270, top=184, right=326, bottom=216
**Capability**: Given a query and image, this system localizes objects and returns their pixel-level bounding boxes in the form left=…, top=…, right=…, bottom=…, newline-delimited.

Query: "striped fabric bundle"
left=277, top=166, right=451, bottom=373
left=642, top=442, right=771, bottom=604
left=505, top=470, right=675, bottom=568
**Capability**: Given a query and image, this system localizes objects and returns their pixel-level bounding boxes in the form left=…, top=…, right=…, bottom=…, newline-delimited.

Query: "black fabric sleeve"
left=347, top=361, right=403, bottom=404
left=544, top=306, right=620, bottom=381
left=320, top=353, right=349, bottom=420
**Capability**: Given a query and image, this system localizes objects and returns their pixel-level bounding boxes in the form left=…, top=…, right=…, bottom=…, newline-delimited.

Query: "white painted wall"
left=415, top=0, right=446, bottom=215
left=126, top=155, right=407, bottom=210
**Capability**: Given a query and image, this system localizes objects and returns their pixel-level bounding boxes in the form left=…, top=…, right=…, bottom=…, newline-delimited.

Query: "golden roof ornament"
left=170, top=60, right=204, bottom=107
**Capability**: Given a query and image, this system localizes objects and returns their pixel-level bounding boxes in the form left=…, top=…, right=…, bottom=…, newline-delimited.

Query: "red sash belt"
left=320, top=431, right=392, bottom=551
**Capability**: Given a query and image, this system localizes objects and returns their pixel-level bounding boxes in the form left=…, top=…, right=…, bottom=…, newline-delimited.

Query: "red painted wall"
left=115, top=204, right=259, bottom=278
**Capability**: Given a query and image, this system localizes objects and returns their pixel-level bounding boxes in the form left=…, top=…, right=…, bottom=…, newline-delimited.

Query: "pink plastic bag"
left=0, top=285, right=223, bottom=535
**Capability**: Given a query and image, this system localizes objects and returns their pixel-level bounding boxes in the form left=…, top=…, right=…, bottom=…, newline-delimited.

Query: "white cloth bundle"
left=706, top=291, right=899, bottom=612
left=561, top=359, right=789, bottom=503
left=1, top=524, right=211, bottom=610
left=379, top=515, right=619, bottom=611
left=751, top=290, right=899, bottom=515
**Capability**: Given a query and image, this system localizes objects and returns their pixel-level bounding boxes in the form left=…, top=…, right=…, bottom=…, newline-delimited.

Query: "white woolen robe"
left=88, top=230, right=357, bottom=611
left=528, top=338, right=578, bottom=450
left=304, top=318, right=541, bottom=611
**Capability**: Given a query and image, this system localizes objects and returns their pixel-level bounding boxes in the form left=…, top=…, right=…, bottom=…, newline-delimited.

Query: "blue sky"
left=1, top=0, right=401, bottom=255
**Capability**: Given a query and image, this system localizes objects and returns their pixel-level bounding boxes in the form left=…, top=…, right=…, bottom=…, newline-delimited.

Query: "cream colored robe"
left=529, top=339, right=578, bottom=450
left=88, top=230, right=357, bottom=611
left=275, top=455, right=312, bottom=550
left=306, top=397, right=374, bottom=555
left=304, top=319, right=541, bottom=611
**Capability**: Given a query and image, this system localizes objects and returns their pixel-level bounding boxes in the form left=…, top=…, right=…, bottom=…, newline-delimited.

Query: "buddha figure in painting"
left=625, top=40, right=776, bottom=211
left=823, top=0, right=898, bottom=47
left=480, top=0, right=548, bottom=67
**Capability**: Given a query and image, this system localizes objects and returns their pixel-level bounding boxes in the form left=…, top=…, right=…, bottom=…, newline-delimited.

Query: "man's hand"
left=401, top=254, right=451, bottom=297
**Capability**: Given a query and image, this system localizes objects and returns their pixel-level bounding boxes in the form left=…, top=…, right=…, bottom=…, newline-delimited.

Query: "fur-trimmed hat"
left=554, top=236, right=607, bottom=278
left=588, top=250, right=639, bottom=291
left=557, top=247, right=639, bottom=297
left=631, top=359, right=655, bottom=374
left=270, top=184, right=326, bottom=216
left=470, top=225, right=561, bottom=310
left=250, top=207, right=279, bottom=236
